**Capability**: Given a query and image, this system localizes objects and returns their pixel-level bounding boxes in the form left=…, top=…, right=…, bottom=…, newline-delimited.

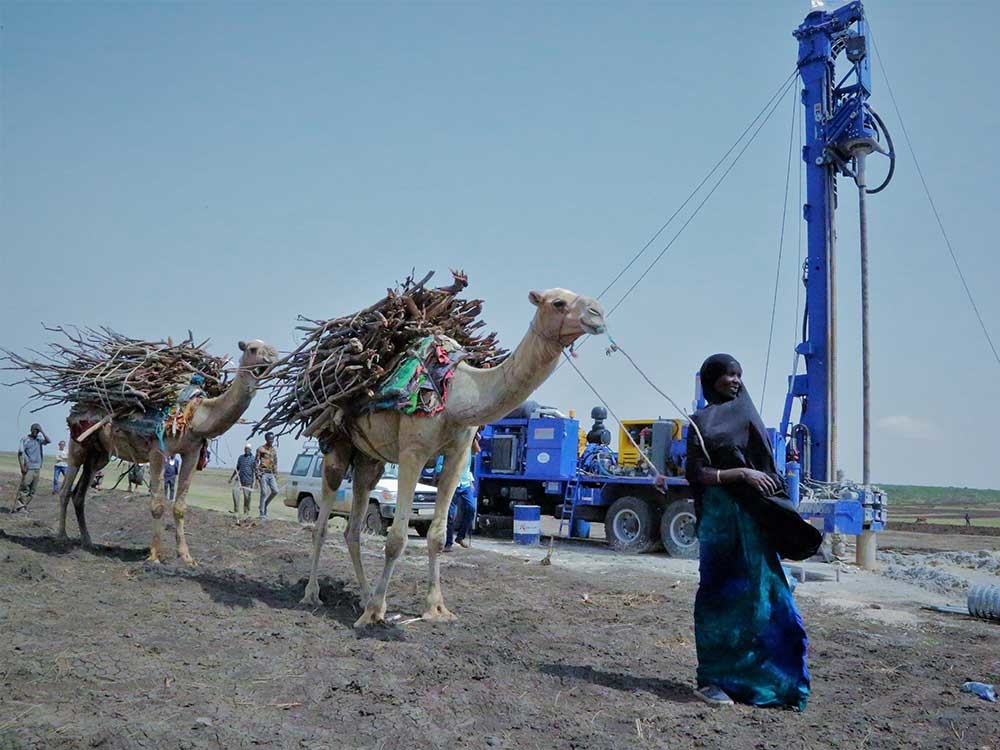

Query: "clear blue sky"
left=2, top=1, right=997, bottom=488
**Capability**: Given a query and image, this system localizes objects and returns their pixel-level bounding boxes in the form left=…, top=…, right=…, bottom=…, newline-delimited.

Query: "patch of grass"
left=0, top=451, right=298, bottom=522
left=881, top=483, right=1000, bottom=506
left=892, top=516, right=1000, bottom=528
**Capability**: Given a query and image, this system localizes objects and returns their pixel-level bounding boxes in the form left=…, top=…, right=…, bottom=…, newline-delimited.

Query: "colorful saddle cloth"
left=365, top=335, right=468, bottom=416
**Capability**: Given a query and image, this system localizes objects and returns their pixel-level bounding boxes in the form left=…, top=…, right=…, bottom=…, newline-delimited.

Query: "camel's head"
left=528, top=288, right=606, bottom=347
left=237, top=339, right=278, bottom=379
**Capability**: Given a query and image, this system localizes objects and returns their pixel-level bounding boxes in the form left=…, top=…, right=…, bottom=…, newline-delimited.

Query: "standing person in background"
left=256, top=432, right=279, bottom=519
left=444, top=430, right=481, bottom=552
left=52, top=440, right=69, bottom=494
left=230, top=443, right=257, bottom=525
left=14, top=423, right=50, bottom=513
left=163, top=454, right=181, bottom=502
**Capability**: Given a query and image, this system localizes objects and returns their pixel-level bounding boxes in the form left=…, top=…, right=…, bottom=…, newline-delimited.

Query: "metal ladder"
left=557, top=477, right=580, bottom=539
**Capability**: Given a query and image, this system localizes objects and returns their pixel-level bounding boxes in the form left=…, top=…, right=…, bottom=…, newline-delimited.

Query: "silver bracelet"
left=716, top=469, right=721, bottom=484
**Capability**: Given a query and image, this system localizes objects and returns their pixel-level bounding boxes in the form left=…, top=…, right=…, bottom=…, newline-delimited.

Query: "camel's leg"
left=59, top=438, right=92, bottom=539
left=69, top=464, right=93, bottom=547
left=355, top=449, right=426, bottom=628
left=172, top=449, right=200, bottom=565
left=147, top=453, right=166, bottom=563
left=423, top=430, right=476, bottom=622
left=301, top=441, right=352, bottom=607
left=344, top=456, right=385, bottom=606
left=57, top=456, right=83, bottom=540
left=72, top=449, right=107, bottom=549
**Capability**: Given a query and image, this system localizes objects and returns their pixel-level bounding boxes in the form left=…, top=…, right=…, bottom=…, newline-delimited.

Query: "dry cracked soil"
left=1, top=478, right=998, bottom=749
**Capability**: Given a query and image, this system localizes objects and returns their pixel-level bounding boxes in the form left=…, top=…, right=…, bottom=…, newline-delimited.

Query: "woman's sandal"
left=693, top=685, right=734, bottom=706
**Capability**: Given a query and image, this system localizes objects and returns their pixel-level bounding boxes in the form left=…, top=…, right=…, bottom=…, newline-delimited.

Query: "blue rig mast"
left=781, top=1, right=893, bottom=567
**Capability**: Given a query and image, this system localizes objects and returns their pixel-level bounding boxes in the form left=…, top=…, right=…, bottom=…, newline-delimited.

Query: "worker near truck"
left=443, top=431, right=482, bottom=552
left=683, top=354, right=821, bottom=710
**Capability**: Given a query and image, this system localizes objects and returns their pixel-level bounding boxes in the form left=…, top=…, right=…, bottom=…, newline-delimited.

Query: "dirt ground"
left=1, top=480, right=998, bottom=750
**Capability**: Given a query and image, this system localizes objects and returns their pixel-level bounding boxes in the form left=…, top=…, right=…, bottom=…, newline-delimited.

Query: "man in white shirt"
left=53, top=440, right=69, bottom=494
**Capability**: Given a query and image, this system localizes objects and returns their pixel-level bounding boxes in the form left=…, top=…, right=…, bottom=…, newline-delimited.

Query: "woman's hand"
left=741, top=468, right=780, bottom=496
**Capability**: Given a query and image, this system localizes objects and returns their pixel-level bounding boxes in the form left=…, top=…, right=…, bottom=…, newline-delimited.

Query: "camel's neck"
left=444, top=326, right=564, bottom=426
left=191, top=371, right=258, bottom=438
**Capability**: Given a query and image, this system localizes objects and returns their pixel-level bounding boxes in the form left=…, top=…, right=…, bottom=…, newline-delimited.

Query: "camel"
left=59, top=339, right=277, bottom=564
left=301, top=288, right=606, bottom=627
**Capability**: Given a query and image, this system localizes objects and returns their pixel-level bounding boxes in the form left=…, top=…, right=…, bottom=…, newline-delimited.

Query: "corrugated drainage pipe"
left=967, top=584, right=1000, bottom=621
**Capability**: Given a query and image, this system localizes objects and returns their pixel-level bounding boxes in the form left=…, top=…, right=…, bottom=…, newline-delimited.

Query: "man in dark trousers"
left=230, top=443, right=257, bottom=525
left=444, top=431, right=481, bottom=552
left=164, top=454, right=181, bottom=502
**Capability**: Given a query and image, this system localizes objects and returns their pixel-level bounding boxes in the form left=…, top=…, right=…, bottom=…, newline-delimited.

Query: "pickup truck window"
left=312, top=455, right=324, bottom=477
left=290, top=454, right=313, bottom=476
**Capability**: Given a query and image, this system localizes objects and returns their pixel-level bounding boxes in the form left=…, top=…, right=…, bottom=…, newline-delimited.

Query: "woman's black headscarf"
left=686, top=354, right=822, bottom=561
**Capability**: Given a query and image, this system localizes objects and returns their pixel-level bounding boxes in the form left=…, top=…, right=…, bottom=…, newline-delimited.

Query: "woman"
left=685, top=353, right=821, bottom=710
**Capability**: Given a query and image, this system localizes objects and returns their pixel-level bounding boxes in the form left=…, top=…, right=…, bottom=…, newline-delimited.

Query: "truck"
left=284, top=445, right=440, bottom=535
left=470, top=397, right=789, bottom=559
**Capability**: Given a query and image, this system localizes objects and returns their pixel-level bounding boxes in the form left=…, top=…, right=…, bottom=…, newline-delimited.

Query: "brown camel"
left=301, top=289, right=606, bottom=627
left=59, top=340, right=276, bottom=563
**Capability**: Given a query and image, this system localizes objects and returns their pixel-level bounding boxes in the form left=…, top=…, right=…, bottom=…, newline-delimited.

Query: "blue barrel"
left=570, top=518, right=591, bottom=538
left=513, top=505, right=541, bottom=545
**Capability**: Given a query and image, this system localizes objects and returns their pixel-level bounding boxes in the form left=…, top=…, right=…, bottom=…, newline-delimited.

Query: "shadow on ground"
left=0, top=528, right=148, bottom=562
left=540, top=663, right=699, bottom=704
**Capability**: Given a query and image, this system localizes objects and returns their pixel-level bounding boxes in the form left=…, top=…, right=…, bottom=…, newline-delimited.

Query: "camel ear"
left=528, top=290, right=544, bottom=307
left=238, top=341, right=247, bottom=352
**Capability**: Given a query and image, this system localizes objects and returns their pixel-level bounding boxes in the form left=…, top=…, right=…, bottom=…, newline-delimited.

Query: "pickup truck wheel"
left=362, top=503, right=386, bottom=536
left=297, top=495, right=319, bottom=525
left=660, top=499, right=699, bottom=559
left=605, top=496, right=657, bottom=554
left=414, top=522, right=431, bottom=538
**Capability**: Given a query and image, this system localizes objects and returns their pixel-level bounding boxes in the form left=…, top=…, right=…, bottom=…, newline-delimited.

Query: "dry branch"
left=256, top=269, right=506, bottom=438
left=0, top=326, right=230, bottom=417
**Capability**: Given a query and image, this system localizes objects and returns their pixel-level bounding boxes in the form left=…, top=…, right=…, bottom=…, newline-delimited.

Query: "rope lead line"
left=561, top=352, right=665, bottom=482
left=596, top=67, right=801, bottom=304
left=556, top=68, right=801, bottom=372
left=870, top=27, right=1000, bottom=370
left=603, top=336, right=710, bottom=463
left=761, top=85, right=800, bottom=410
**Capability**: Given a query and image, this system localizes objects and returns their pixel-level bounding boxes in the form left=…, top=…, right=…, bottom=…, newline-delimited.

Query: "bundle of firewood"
left=256, top=270, right=506, bottom=438
left=0, top=326, right=230, bottom=415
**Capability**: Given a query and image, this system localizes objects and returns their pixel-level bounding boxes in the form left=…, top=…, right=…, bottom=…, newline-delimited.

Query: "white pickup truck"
left=283, top=447, right=440, bottom=535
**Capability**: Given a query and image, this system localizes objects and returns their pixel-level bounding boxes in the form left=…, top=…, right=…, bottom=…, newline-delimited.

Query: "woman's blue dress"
left=694, top=486, right=810, bottom=710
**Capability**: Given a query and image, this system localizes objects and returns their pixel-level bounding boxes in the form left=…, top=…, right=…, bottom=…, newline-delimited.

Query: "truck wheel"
left=297, top=495, right=319, bottom=525
left=414, top=522, right=431, bottom=538
left=660, top=499, right=699, bottom=559
left=605, top=496, right=657, bottom=554
left=362, top=503, right=386, bottom=536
